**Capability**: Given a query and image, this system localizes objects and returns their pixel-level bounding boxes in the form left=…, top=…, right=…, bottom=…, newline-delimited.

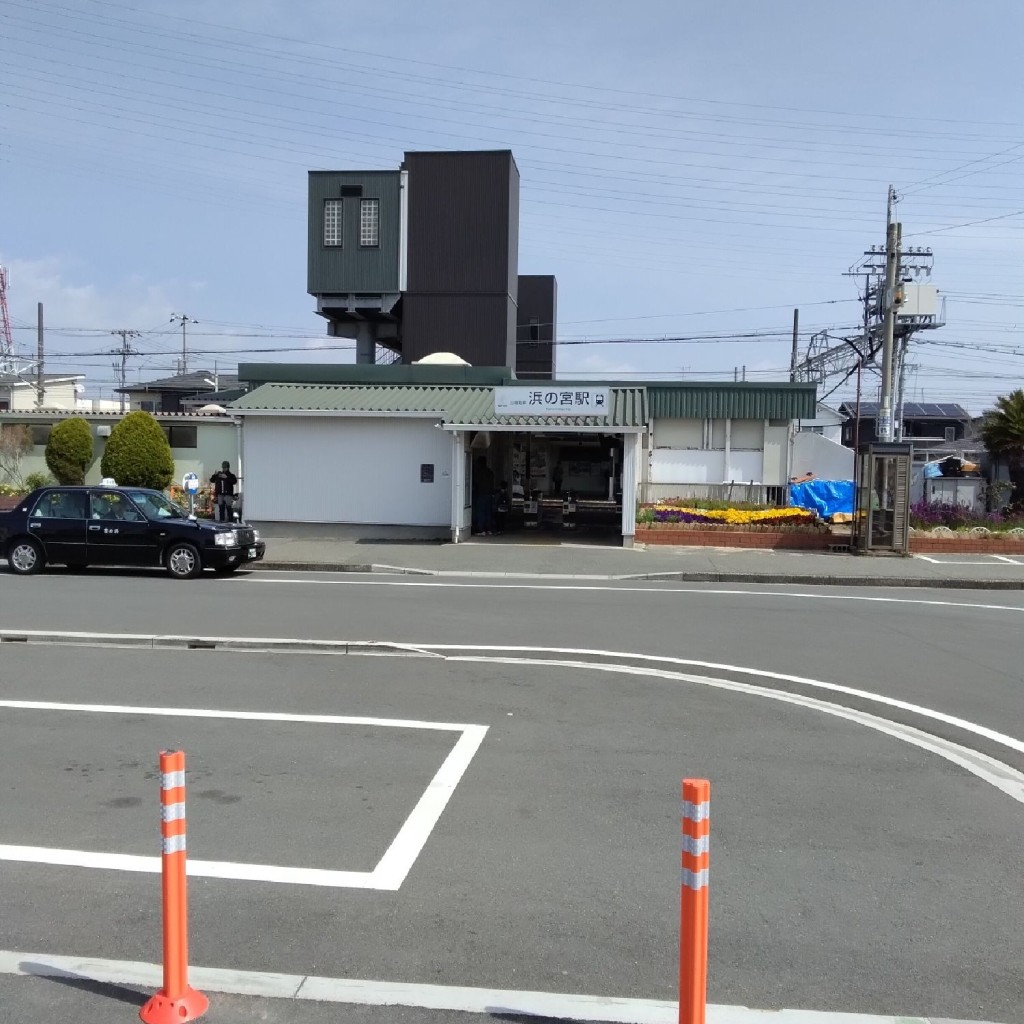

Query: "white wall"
left=791, top=431, right=855, bottom=480
left=242, top=416, right=452, bottom=525
left=6, top=381, right=78, bottom=411
left=762, top=422, right=790, bottom=485
left=798, top=404, right=845, bottom=444
left=650, top=449, right=724, bottom=484
left=650, top=417, right=785, bottom=487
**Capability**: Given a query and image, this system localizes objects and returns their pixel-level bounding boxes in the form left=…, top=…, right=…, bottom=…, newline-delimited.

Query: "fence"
left=642, top=482, right=787, bottom=506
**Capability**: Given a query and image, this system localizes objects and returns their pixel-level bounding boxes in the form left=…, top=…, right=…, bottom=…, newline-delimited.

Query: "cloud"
left=1, top=255, right=205, bottom=337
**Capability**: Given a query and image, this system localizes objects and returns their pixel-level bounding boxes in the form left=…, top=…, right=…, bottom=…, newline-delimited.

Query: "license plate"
left=248, top=547, right=257, bottom=558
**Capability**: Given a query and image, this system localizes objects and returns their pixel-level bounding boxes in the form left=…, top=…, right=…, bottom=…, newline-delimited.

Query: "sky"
left=2, top=0, right=1023, bottom=414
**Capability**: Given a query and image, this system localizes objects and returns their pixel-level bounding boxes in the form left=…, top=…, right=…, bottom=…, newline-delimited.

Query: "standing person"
left=472, top=456, right=496, bottom=536
left=210, top=461, right=238, bottom=522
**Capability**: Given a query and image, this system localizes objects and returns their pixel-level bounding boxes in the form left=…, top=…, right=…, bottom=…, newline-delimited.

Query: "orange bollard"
left=679, top=778, right=710, bottom=1024
left=140, top=750, right=209, bottom=1024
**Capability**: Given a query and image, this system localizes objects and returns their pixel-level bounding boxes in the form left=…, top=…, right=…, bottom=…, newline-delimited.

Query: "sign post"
left=182, top=472, right=199, bottom=518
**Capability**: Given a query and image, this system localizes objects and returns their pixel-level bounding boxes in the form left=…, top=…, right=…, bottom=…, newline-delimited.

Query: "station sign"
left=494, top=386, right=610, bottom=416
left=182, top=472, right=200, bottom=494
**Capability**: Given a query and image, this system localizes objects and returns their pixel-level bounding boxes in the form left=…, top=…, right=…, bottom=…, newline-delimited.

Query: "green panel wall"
left=307, top=171, right=401, bottom=295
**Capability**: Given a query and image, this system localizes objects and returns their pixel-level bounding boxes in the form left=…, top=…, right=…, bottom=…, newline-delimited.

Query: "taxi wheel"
left=8, top=538, right=44, bottom=575
left=165, top=542, right=202, bottom=580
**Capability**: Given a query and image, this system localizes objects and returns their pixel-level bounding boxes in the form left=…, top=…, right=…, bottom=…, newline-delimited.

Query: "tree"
left=980, top=389, right=1024, bottom=506
left=45, top=417, right=94, bottom=485
left=100, top=410, right=175, bottom=489
left=0, top=424, right=34, bottom=489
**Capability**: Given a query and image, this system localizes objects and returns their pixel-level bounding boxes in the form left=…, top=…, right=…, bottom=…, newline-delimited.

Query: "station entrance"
left=465, top=430, right=628, bottom=544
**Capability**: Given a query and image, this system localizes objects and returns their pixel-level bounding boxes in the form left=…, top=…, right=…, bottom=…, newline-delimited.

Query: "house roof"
left=840, top=401, right=970, bottom=420
left=231, top=383, right=647, bottom=429
left=117, top=370, right=239, bottom=393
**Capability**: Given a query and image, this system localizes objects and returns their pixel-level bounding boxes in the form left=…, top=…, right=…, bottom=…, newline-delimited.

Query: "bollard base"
left=140, top=987, right=209, bottom=1024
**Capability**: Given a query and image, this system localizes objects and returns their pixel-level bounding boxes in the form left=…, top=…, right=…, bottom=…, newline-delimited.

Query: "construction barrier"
left=140, top=750, right=209, bottom=1024
left=679, top=778, right=710, bottom=1024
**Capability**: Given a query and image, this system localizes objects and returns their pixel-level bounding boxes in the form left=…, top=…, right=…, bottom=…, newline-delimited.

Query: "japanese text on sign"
left=494, top=387, right=610, bottom=416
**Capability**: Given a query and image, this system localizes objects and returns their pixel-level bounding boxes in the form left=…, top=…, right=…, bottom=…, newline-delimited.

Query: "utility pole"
left=110, top=329, right=141, bottom=413
left=789, top=309, right=799, bottom=382
left=878, top=185, right=901, bottom=443
left=36, top=302, right=44, bottom=409
left=169, top=313, right=198, bottom=375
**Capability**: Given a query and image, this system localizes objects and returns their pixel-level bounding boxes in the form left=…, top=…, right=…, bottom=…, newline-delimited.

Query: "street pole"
left=36, top=302, right=44, bottom=409
left=878, top=220, right=900, bottom=443
left=789, top=309, right=799, bottom=382
left=169, top=314, right=197, bottom=375
left=111, top=329, right=141, bottom=413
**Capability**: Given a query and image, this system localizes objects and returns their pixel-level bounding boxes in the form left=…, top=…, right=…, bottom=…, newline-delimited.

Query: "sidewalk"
left=251, top=524, right=1024, bottom=590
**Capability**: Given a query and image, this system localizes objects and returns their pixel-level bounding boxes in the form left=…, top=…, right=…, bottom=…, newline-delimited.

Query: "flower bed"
left=639, top=501, right=818, bottom=527
left=636, top=501, right=829, bottom=548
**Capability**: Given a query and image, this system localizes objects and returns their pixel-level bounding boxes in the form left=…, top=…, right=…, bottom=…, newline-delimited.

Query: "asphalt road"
left=1, top=570, right=1022, bottom=1024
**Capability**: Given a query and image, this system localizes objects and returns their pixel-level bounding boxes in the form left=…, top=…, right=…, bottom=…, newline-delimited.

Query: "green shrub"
left=100, top=411, right=174, bottom=489
left=45, top=417, right=94, bottom=485
left=24, top=471, right=54, bottom=491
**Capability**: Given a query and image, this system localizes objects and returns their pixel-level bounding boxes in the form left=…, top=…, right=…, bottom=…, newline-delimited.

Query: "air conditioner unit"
left=96, top=425, right=112, bottom=437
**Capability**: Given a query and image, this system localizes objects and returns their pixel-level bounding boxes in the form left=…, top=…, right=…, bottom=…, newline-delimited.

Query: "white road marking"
left=421, top=644, right=1024, bottom=758
left=4, top=632, right=1022, bottom=759
left=991, top=554, right=1024, bottom=565
left=448, top=657, right=1024, bottom=806
left=914, top=554, right=1023, bottom=566
left=0, top=701, right=487, bottom=890
left=0, top=950, right=999, bottom=1024
left=222, top=575, right=1024, bottom=612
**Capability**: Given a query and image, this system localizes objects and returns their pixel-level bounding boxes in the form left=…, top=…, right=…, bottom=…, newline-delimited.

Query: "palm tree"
left=980, top=389, right=1024, bottom=506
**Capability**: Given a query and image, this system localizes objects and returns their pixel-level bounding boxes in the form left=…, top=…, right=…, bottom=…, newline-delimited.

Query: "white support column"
left=621, top=432, right=640, bottom=547
left=450, top=431, right=466, bottom=543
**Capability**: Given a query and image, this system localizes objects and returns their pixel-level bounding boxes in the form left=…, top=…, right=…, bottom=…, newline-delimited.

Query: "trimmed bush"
left=45, top=417, right=94, bottom=485
left=100, top=411, right=174, bottom=489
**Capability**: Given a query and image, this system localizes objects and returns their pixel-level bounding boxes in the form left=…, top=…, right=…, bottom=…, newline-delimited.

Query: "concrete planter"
left=636, top=526, right=832, bottom=550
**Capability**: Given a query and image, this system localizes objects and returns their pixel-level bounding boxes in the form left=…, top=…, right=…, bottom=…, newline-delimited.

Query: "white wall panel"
left=726, top=450, right=763, bottom=483
left=650, top=450, right=724, bottom=484
left=243, top=416, right=452, bottom=524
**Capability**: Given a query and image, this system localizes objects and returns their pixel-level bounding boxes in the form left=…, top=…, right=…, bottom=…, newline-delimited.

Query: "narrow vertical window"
left=360, top=198, right=380, bottom=247
left=323, top=199, right=343, bottom=247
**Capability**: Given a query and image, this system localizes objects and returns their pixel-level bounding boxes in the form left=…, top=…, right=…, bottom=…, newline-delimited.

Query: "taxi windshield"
left=126, top=490, right=187, bottom=520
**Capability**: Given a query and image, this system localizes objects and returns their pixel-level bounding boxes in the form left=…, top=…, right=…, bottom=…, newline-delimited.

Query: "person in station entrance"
left=210, top=461, right=238, bottom=522
left=472, top=456, right=497, bottom=536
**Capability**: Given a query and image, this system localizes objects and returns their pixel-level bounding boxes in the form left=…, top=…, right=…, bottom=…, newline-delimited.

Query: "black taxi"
left=0, top=485, right=265, bottom=579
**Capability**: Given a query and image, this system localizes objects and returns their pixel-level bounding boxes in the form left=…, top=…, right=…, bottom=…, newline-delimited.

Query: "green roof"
left=231, top=384, right=647, bottom=428
left=647, top=382, right=816, bottom=420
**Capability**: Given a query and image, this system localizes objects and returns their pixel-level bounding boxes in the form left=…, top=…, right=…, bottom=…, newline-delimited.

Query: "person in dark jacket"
left=472, top=456, right=496, bottom=536
left=210, top=461, right=238, bottom=522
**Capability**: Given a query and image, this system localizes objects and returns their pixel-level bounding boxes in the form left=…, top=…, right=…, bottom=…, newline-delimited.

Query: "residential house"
left=0, top=372, right=84, bottom=411
left=116, top=370, right=240, bottom=413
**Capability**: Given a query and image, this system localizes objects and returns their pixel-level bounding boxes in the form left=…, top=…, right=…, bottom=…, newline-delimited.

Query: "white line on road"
left=0, top=950, right=1001, bottom=1024
left=448, top=657, right=1024, bottom=806
left=224, top=575, right=1024, bottom=612
left=991, top=554, right=1024, bottom=565
left=0, top=701, right=487, bottom=890
left=0, top=699, right=473, bottom=733
left=422, top=644, right=1024, bottom=758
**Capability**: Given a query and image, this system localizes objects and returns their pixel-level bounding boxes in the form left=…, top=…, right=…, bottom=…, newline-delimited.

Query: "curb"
left=253, top=561, right=1024, bottom=591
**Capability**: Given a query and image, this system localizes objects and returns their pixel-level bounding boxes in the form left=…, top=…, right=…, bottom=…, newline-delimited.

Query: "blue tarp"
left=789, top=479, right=855, bottom=519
